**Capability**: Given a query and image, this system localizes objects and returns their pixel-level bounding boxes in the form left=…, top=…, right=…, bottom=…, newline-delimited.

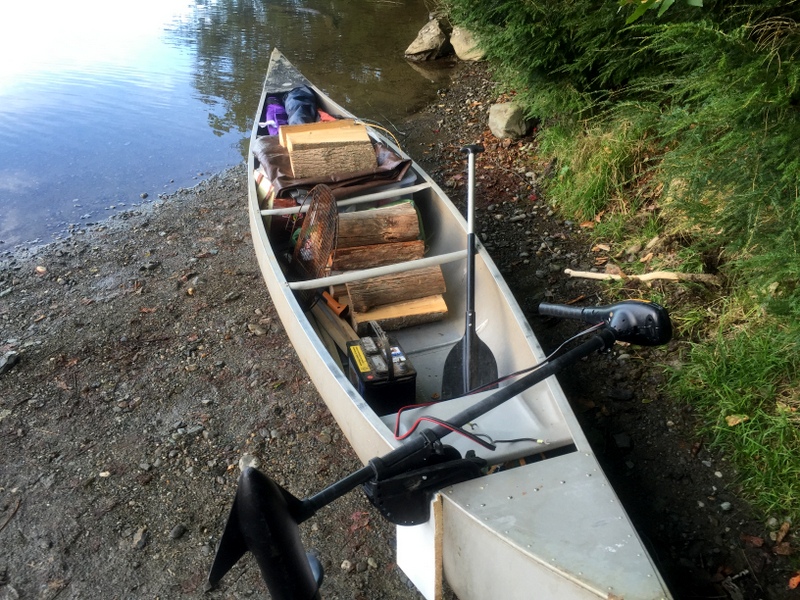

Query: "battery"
left=347, top=335, right=417, bottom=416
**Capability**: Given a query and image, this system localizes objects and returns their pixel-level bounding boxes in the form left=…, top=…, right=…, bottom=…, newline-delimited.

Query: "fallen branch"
left=564, top=268, right=722, bottom=286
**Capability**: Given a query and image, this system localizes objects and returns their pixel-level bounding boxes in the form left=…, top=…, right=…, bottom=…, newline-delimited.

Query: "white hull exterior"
left=248, top=49, right=672, bottom=600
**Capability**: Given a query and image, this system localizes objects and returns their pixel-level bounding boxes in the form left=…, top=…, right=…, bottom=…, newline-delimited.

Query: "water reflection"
left=0, top=0, right=440, bottom=248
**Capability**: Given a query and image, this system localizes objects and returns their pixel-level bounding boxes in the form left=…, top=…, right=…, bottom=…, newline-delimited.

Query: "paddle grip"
left=460, top=144, right=485, bottom=155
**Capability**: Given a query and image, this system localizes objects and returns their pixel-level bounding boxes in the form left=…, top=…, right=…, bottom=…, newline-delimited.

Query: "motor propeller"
left=538, top=300, right=672, bottom=346
left=207, top=467, right=323, bottom=600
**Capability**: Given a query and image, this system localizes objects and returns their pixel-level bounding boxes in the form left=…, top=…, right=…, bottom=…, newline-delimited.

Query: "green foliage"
left=620, top=0, right=703, bottom=25
left=443, top=0, right=800, bottom=523
left=537, top=115, right=656, bottom=220
left=670, top=314, right=800, bottom=516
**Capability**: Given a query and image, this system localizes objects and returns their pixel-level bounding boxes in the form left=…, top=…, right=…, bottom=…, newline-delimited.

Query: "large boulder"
left=405, top=18, right=451, bottom=62
left=450, top=26, right=485, bottom=61
left=488, top=103, right=531, bottom=139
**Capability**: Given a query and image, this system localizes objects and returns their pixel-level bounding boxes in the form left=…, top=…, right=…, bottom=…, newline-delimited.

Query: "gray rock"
left=0, top=351, right=20, bottom=376
left=132, top=527, right=148, bottom=550
left=488, top=103, right=530, bottom=139
left=405, top=19, right=449, bottom=61
left=450, top=26, right=484, bottom=61
left=239, top=453, right=260, bottom=472
left=170, top=524, right=187, bottom=539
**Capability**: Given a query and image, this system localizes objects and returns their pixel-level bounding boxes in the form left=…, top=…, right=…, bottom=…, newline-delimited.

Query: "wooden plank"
left=310, top=301, right=359, bottom=353
left=278, top=119, right=360, bottom=147
left=346, top=266, right=446, bottom=313
left=332, top=240, right=425, bottom=271
left=338, top=202, right=420, bottom=247
left=350, top=294, right=448, bottom=335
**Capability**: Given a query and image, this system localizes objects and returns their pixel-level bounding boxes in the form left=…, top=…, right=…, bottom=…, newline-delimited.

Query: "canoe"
left=233, top=48, right=673, bottom=600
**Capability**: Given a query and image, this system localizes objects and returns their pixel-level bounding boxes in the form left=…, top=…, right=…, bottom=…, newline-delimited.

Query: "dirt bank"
left=0, top=60, right=796, bottom=600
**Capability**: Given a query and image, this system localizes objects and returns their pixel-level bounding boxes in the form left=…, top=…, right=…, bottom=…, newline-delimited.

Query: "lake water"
left=0, top=0, right=443, bottom=250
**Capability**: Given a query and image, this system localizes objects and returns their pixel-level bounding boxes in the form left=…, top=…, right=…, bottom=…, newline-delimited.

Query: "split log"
left=332, top=240, right=425, bottom=271
left=346, top=266, right=446, bottom=313
left=280, top=120, right=377, bottom=179
left=337, top=202, right=420, bottom=247
left=564, top=268, right=722, bottom=286
left=351, top=295, right=448, bottom=335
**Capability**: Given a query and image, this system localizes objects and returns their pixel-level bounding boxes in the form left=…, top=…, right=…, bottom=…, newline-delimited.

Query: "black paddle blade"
left=208, top=467, right=322, bottom=600
left=441, top=333, right=499, bottom=400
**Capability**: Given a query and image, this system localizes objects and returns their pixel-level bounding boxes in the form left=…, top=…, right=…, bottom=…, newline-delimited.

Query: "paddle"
left=441, top=145, right=499, bottom=399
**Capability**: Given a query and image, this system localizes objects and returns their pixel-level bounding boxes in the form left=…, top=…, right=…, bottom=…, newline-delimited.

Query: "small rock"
left=720, top=502, right=732, bottom=512
left=340, top=559, right=353, bottom=573
left=132, top=527, right=148, bottom=550
left=247, top=323, right=267, bottom=336
left=367, top=557, right=378, bottom=570
left=0, top=352, right=20, bottom=376
left=239, top=454, right=260, bottom=472
left=170, top=524, right=187, bottom=539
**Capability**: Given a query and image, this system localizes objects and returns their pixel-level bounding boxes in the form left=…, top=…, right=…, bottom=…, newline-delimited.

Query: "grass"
left=669, top=301, right=800, bottom=519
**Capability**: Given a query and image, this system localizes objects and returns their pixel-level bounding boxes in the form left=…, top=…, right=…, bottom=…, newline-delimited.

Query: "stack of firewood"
left=330, top=201, right=447, bottom=335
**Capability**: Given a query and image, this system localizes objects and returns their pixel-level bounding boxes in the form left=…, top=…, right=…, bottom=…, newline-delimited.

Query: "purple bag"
left=264, top=97, right=288, bottom=135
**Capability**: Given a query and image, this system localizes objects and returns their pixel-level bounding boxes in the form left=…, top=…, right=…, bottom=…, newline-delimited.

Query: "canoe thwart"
left=260, top=182, right=432, bottom=216
left=287, top=250, right=467, bottom=291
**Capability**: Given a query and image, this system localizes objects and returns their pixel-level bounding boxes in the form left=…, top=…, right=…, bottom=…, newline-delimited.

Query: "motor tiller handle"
left=538, top=300, right=672, bottom=346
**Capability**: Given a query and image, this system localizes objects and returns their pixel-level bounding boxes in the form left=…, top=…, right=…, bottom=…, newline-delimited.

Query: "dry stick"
left=564, top=268, right=722, bottom=286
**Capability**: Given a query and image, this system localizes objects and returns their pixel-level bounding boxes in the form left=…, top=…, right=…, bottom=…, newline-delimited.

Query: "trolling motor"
left=538, top=299, right=672, bottom=346
left=207, top=300, right=672, bottom=599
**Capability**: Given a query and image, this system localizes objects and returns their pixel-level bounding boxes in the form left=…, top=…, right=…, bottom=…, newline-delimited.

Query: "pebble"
left=340, top=559, right=353, bottom=573
left=132, top=527, right=148, bottom=550
left=239, top=454, right=260, bottom=472
left=720, top=502, right=732, bottom=512
left=0, top=351, right=20, bottom=376
left=248, top=323, right=267, bottom=336
left=170, top=524, right=187, bottom=539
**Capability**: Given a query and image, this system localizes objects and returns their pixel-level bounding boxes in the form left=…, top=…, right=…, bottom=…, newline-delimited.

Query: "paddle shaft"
left=463, top=147, right=478, bottom=394
left=301, top=328, right=616, bottom=517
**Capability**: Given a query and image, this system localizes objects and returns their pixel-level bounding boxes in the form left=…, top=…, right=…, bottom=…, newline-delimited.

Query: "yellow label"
left=351, top=345, right=370, bottom=373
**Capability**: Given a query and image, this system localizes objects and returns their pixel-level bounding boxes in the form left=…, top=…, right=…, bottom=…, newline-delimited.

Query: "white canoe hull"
left=248, top=49, right=672, bottom=600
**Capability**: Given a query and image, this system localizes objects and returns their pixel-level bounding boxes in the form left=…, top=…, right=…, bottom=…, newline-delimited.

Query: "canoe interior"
left=247, top=49, right=673, bottom=600
left=250, top=51, right=578, bottom=468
